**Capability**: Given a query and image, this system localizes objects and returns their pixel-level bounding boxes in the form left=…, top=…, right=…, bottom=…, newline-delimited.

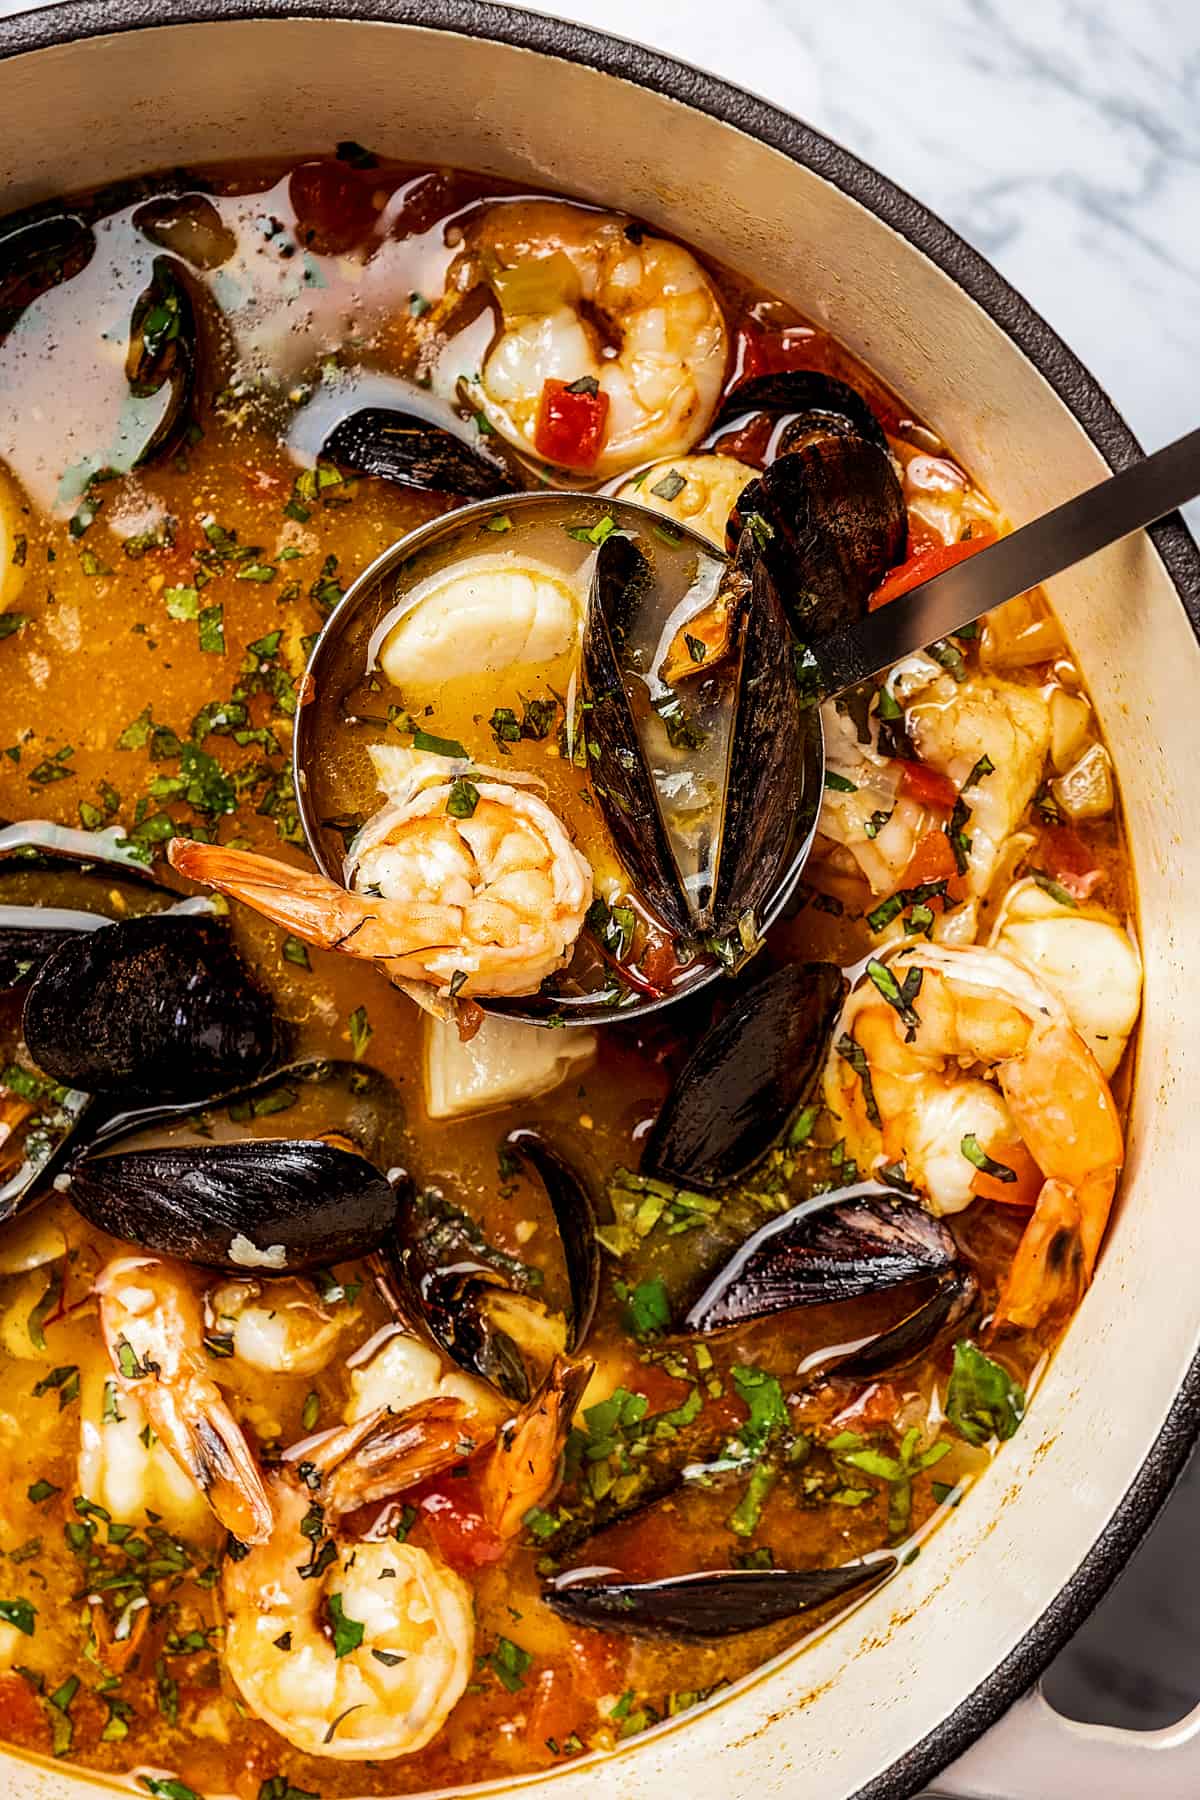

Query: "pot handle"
left=929, top=1686, right=1200, bottom=1798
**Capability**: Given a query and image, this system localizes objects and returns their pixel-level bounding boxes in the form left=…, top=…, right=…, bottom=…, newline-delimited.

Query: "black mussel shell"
left=827, top=1267, right=978, bottom=1381
left=388, top=1129, right=600, bottom=1401
left=583, top=531, right=819, bottom=941
left=322, top=406, right=517, bottom=499
left=125, top=255, right=198, bottom=467
left=685, top=1183, right=959, bottom=1332
left=0, top=1088, right=96, bottom=1230
left=22, top=913, right=278, bottom=1101
left=0, top=819, right=176, bottom=993
left=65, top=1137, right=400, bottom=1273
left=546, top=1558, right=894, bottom=1639
left=643, top=961, right=844, bottom=1191
left=713, top=370, right=890, bottom=454
left=0, top=208, right=94, bottom=335
left=728, top=435, right=906, bottom=640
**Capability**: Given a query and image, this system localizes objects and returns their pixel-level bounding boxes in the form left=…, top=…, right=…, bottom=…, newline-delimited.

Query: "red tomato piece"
left=534, top=379, right=610, bottom=468
left=870, top=531, right=996, bottom=610
left=1038, top=824, right=1105, bottom=900
left=418, top=1483, right=505, bottom=1571
left=734, top=321, right=817, bottom=382
left=0, top=1672, right=47, bottom=1750
left=899, top=762, right=960, bottom=812
left=895, top=827, right=964, bottom=902
left=288, top=159, right=377, bottom=255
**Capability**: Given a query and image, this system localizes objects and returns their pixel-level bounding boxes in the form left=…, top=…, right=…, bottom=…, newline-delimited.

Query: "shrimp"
left=95, top=1255, right=272, bottom=1544
left=618, top=453, right=756, bottom=548
left=205, top=1275, right=343, bottom=1375
left=826, top=943, right=1124, bottom=1330
left=223, top=1357, right=589, bottom=1759
left=447, top=200, right=728, bottom=476
left=168, top=747, right=592, bottom=1002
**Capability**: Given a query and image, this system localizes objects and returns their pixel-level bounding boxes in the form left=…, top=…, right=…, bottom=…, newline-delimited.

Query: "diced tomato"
left=831, top=1381, right=901, bottom=1431
left=0, top=1672, right=47, bottom=1750
left=734, top=321, right=817, bottom=383
left=870, top=531, right=996, bottom=610
left=1037, top=823, right=1105, bottom=900
left=418, top=1480, right=505, bottom=1571
left=899, top=762, right=959, bottom=812
left=895, top=827, right=965, bottom=901
left=971, top=1139, right=1043, bottom=1209
left=288, top=158, right=377, bottom=255
left=526, top=1666, right=587, bottom=1751
left=534, top=379, right=610, bottom=468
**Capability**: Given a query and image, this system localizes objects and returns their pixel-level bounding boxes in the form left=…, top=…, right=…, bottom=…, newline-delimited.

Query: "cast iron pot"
left=1, top=5, right=1198, bottom=1797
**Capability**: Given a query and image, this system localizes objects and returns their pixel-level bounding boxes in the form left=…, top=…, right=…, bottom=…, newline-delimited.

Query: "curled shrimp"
left=826, top=943, right=1124, bottom=1331
left=224, top=1356, right=589, bottom=1759
left=447, top=200, right=728, bottom=476
left=95, top=1255, right=272, bottom=1543
left=168, top=749, right=592, bottom=1002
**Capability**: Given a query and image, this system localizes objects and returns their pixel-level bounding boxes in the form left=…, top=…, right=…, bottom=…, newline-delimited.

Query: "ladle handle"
left=812, top=425, right=1200, bottom=697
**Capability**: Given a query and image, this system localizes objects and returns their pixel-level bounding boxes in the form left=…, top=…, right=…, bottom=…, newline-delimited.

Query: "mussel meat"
left=385, top=1126, right=600, bottom=1402
left=582, top=529, right=820, bottom=941
left=685, top=1183, right=960, bottom=1331
left=642, top=961, right=844, bottom=1190
left=64, top=1061, right=406, bottom=1272
left=125, top=255, right=199, bottom=467
left=322, top=406, right=518, bottom=499
left=546, top=1558, right=895, bottom=1639
left=23, top=912, right=278, bottom=1101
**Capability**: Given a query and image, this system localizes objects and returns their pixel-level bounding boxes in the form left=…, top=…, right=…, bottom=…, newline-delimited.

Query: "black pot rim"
left=2, top=4, right=1199, bottom=1794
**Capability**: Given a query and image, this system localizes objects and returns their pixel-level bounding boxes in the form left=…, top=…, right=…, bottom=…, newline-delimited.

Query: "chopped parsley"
left=945, top=1340, right=1026, bottom=1446
left=960, top=1134, right=1017, bottom=1183
left=834, top=1031, right=880, bottom=1126
left=327, top=1592, right=365, bottom=1659
left=485, top=1635, right=533, bottom=1692
left=348, top=1005, right=372, bottom=1060
left=866, top=957, right=923, bottom=1036
left=446, top=776, right=480, bottom=819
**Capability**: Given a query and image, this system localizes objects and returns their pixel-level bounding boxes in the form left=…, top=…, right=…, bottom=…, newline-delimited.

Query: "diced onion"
left=1048, top=688, right=1092, bottom=772
left=1051, top=741, right=1114, bottom=821
left=979, top=590, right=1063, bottom=670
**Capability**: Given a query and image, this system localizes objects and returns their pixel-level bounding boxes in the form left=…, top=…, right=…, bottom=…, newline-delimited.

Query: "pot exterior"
left=0, top=8, right=1197, bottom=1799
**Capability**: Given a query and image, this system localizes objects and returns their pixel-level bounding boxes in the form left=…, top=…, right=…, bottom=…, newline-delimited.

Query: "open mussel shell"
left=583, top=529, right=822, bottom=941
left=0, top=206, right=94, bottom=335
left=685, top=1182, right=960, bottom=1332
left=322, top=406, right=518, bottom=500
left=23, top=912, right=278, bottom=1101
left=0, top=819, right=172, bottom=991
left=65, top=1059, right=407, bottom=1270
left=728, top=434, right=906, bottom=640
left=643, top=961, right=845, bottom=1191
left=387, top=1127, right=600, bottom=1402
left=125, top=254, right=199, bottom=467
left=546, top=1558, right=895, bottom=1639
left=712, top=369, right=891, bottom=454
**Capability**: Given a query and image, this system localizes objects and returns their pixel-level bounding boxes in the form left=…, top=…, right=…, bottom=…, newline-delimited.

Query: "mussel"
left=125, top=254, right=199, bottom=467
left=582, top=529, right=821, bottom=941
left=64, top=1060, right=404, bottom=1272
left=384, top=1126, right=601, bottom=1402
left=643, top=960, right=844, bottom=1190
left=0, top=206, right=94, bottom=336
left=0, top=819, right=169, bottom=991
left=546, top=1558, right=895, bottom=1639
left=711, top=369, right=891, bottom=455
left=322, top=406, right=518, bottom=499
left=132, top=193, right=237, bottom=271
left=23, top=912, right=277, bottom=1101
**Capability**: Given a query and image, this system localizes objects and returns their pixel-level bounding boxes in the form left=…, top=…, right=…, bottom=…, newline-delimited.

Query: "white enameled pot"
left=0, top=5, right=1198, bottom=1797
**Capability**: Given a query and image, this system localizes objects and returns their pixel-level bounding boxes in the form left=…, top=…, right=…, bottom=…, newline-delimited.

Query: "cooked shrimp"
left=95, top=1255, right=272, bottom=1543
left=223, top=1357, right=589, bottom=1759
left=205, top=1275, right=344, bottom=1375
left=826, top=943, right=1124, bottom=1330
left=618, top=453, right=756, bottom=548
left=168, top=748, right=592, bottom=1001
left=989, top=877, right=1142, bottom=1079
left=447, top=200, right=728, bottom=476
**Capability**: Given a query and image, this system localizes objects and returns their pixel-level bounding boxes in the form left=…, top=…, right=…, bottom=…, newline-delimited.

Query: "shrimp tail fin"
left=318, top=1398, right=478, bottom=1518
left=478, top=1354, right=593, bottom=1541
left=168, top=838, right=369, bottom=952
left=991, top=1177, right=1095, bottom=1333
left=157, top=1397, right=274, bottom=1545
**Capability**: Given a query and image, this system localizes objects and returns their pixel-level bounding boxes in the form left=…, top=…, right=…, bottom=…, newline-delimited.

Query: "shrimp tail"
left=477, top=1354, right=592, bottom=1541
left=152, top=1392, right=275, bottom=1544
left=316, top=1397, right=480, bottom=1519
left=991, top=1175, right=1108, bottom=1333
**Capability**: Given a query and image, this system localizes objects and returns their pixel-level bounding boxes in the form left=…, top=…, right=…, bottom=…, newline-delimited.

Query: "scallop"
left=374, top=554, right=582, bottom=688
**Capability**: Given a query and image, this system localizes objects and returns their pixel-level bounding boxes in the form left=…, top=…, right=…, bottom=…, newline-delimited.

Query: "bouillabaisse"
left=0, top=152, right=1140, bottom=1796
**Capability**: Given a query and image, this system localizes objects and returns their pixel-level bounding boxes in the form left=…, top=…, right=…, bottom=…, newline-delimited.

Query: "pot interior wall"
left=0, top=15, right=1197, bottom=1799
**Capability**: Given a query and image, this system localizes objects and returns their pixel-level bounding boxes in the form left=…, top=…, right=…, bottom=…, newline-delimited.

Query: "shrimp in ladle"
left=168, top=748, right=592, bottom=1002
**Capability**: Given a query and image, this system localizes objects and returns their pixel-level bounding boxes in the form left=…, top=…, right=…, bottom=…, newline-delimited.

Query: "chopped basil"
left=47, top=1674, right=79, bottom=1756
left=446, top=776, right=480, bottom=819
left=198, top=603, right=225, bottom=655
left=139, top=1779, right=205, bottom=1800
left=617, top=1275, right=670, bottom=1340
left=960, top=1133, right=1017, bottom=1183
left=566, top=513, right=617, bottom=546
left=787, top=1102, right=820, bottom=1147
left=412, top=727, right=467, bottom=758
left=27, top=1479, right=60, bottom=1505
left=729, top=1462, right=776, bottom=1536
left=0, top=1598, right=36, bottom=1635
left=586, top=895, right=636, bottom=960
left=834, top=1031, right=880, bottom=1126
left=929, top=639, right=967, bottom=681
left=651, top=469, right=687, bottom=502
left=408, top=291, right=431, bottom=317
left=564, top=374, right=600, bottom=396
left=0, top=611, right=30, bottom=640
left=945, top=795, right=972, bottom=876
left=823, top=769, right=857, bottom=793
left=486, top=1634, right=533, bottom=1692
left=281, top=934, right=311, bottom=969
left=864, top=807, right=893, bottom=840
left=484, top=512, right=512, bottom=533
left=348, top=1005, right=372, bottom=1060
left=945, top=1340, right=1026, bottom=1446
left=489, top=706, right=521, bottom=745
left=301, top=1390, right=320, bottom=1431
left=730, top=1364, right=788, bottom=1456
left=1031, top=869, right=1078, bottom=909
left=866, top=957, right=923, bottom=1034
left=964, top=753, right=995, bottom=788
left=685, top=632, right=707, bottom=664
left=327, top=1592, right=365, bottom=1659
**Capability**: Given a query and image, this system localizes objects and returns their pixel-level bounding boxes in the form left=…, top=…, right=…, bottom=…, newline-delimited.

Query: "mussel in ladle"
left=322, top=406, right=518, bottom=499
left=643, top=961, right=845, bottom=1190
left=64, top=1061, right=404, bottom=1272
left=23, top=911, right=278, bottom=1101
left=385, top=1127, right=600, bottom=1402
left=547, top=1558, right=895, bottom=1640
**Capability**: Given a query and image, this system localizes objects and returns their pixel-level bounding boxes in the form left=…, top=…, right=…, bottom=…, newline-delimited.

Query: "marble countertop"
left=1, top=0, right=1198, bottom=1761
